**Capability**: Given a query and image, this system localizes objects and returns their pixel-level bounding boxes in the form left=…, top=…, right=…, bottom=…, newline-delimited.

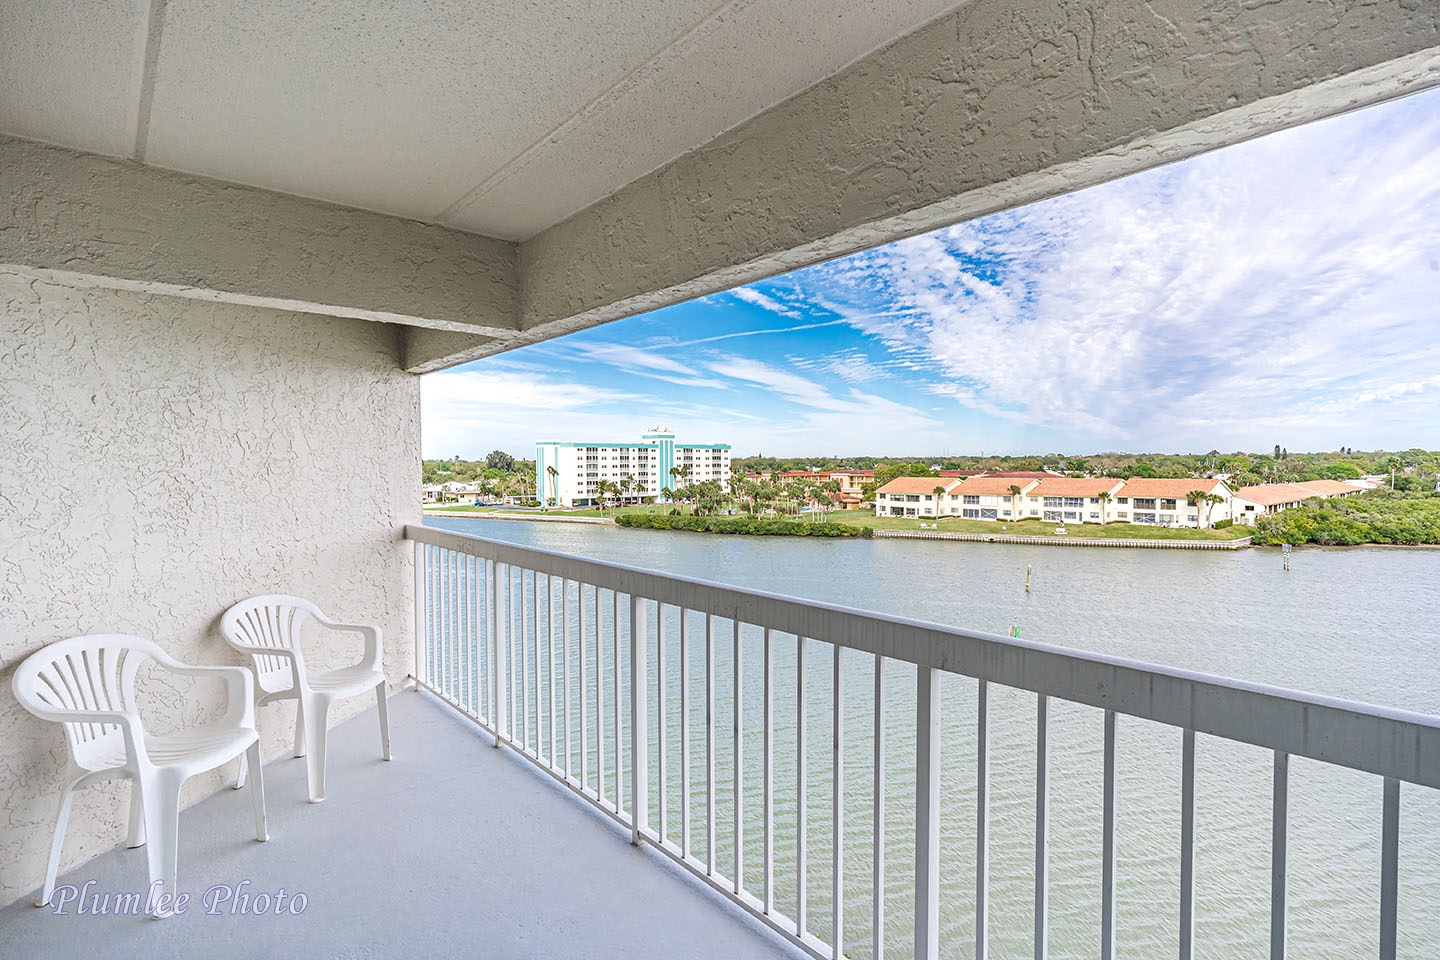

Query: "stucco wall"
left=0, top=270, right=419, bottom=906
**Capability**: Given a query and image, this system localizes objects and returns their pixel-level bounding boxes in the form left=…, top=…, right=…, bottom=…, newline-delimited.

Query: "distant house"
left=1111, top=478, right=1233, bottom=528
left=1022, top=477, right=1126, bottom=524
left=875, top=476, right=960, bottom=517
left=1231, top=480, right=1362, bottom=524
left=943, top=476, right=1041, bottom=520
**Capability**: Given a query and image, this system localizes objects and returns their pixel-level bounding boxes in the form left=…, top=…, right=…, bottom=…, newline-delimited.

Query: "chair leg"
left=235, top=750, right=248, bottom=790
left=375, top=681, right=392, bottom=761
left=36, top=782, right=79, bottom=907
left=140, top=771, right=184, bottom=918
left=302, top=694, right=331, bottom=803
left=126, top=779, right=146, bottom=848
left=244, top=742, right=269, bottom=842
left=293, top=699, right=307, bottom=758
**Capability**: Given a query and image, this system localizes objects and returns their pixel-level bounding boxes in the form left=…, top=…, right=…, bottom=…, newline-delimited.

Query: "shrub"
left=1213, top=518, right=1233, bottom=529
left=615, top=514, right=871, bottom=538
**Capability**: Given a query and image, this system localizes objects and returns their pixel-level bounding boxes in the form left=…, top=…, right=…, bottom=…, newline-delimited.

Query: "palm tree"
left=1009, top=484, right=1023, bottom=522
left=1186, top=489, right=1208, bottom=528
left=1097, top=490, right=1111, bottom=526
left=932, top=484, right=946, bottom=521
left=621, top=473, right=637, bottom=507
left=668, top=466, right=681, bottom=500
left=1201, top=491, right=1224, bottom=528
left=546, top=464, right=559, bottom=507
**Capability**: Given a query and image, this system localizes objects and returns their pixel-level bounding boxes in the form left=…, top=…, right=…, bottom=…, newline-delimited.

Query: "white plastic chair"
left=221, top=595, right=390, bottom=803
left=12, top=635, right=268, bottom=914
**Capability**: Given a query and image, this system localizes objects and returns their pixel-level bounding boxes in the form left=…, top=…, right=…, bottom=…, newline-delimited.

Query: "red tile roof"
left=1117, top=478, right=1229, bottom=499
left=1234, top=483, right=1313, bottom=506
left=1294, top=480, right=1363, bottom=497
left=951, top=476, right=1038, bottom=496
left=1027, top=477, right=1126, bottom=497
left=877, top=477, right=960, bottom=495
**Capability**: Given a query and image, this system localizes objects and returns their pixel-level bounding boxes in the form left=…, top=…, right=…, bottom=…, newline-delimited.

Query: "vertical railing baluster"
left=614, top=589, right=623, bottom=814
left=498, top=564, right=509, bottom=748
left=597, top=587, right=606, bottom=806
left=873, top=654, right=886, bottom=960
left=630, top=594, right=648, bottom=841
left=797, top=635, right=809, bottom=938
left=763, top=627, right=775, bottom=916
left=563, top=579, right=572, bottom=779
left=413, top=541, right=426, bottom=689
left=580, top=582, right=589, bottom=789
left=832, top=645, right=845, bottom=959
left=915, top=665, right=941, bottom=960
left=976, top=679, right=990, bottom=960
left=734, top=619, right=744, bottom=896
left=1035, top=694, right=1050, bottom=960
left=511, top=567, right=520, bottom=741
left=1179, top=727, right=1196, bottom=960
left=549, top=575, right=557, bottom=767
left=471, top=555, right=480, bottom=719
left=705, top=613, right=716, bottom=876
left=522, top=571, right=531, bottom=753
left=448, top=549, right=458, bottom=697
left=658, top=604, right=668, bottom=843
left=1271, top=751, right=1289, bottom=960
left=1101, top=710, right=1118, bottom=960
left=681, top=609, right=692, bottom=859
left=1381, top=777, right=1400, bottom=960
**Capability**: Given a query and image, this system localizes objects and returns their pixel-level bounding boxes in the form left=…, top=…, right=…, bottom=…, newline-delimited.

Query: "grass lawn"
left=834, top=510, right=1252, bottom=541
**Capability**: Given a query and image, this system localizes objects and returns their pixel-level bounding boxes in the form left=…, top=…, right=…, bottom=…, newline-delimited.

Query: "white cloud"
left=561, top=342, right=731, bottom=389
left=802, top=94, right=1440, bottom=451
left=729, top=286, right=803, bottom=318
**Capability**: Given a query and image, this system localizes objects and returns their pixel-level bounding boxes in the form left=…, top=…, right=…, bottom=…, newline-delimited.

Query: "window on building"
left=1044, top=510, right=1062, bottom=522
left=963, top=495, right=980, bottom=504
left=963, top=508, right=980, bottom=518
left=1161, top=498, right=1177, bottom=510
left=1133, top=498, right=1156, bottom=510
left=980, top=508, right=997, bottom=520
left=1133, top=512, right=1156, bottom=524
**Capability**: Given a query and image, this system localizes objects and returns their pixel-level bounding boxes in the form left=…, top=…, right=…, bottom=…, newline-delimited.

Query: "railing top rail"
left=406, top=524, right=1440, bottom=788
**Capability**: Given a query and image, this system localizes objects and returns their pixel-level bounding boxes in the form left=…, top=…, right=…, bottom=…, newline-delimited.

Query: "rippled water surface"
left=424, top=517, right=1440, bottom=959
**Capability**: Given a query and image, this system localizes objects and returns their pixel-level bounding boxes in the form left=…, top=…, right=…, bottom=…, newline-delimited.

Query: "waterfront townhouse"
left=944, top=476, right=1041, bottom=520
left=1022, top=477, right=1126, bottom=524
left=1112, top=477, right=1234, bottom=528
left=875, top=476, right=960, bottom=517
left=1231, top=480, right=1363, bottom=524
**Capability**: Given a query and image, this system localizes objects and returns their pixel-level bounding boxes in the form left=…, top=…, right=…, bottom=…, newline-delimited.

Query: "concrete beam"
left=0, top=136, right=518, bottom=338
left=518, top=0, right=1440, bottom=344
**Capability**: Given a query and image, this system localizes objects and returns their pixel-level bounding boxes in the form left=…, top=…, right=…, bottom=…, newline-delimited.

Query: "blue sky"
left=423, top=87, right=1440, bottom=460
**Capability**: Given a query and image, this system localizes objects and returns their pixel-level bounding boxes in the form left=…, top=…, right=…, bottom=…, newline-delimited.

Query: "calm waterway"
left=424, top=516, right=1440, bottom=959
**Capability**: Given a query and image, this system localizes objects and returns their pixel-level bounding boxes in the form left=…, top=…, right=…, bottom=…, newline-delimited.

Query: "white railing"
left=405, top=524, right=1440, bottom=960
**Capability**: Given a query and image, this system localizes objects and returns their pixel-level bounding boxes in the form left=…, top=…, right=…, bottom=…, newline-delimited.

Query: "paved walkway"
left=0, top=692, right=802, bottom=960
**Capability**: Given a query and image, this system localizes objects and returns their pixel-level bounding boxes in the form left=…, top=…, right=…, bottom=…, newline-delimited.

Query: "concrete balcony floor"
left=0, top=691, right=803, bottom=959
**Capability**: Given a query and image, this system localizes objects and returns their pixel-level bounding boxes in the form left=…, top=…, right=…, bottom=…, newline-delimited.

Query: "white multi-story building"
left=535, top=428, right=731, bottom=506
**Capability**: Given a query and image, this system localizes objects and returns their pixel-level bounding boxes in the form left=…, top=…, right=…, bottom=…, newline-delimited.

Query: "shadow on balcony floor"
left=0, top=690, right=804, bottom=959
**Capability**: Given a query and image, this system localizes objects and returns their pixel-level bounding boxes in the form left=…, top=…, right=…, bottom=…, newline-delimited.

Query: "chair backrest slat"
left=13, top=636, right=161, bottom=770
left=223, top=596, right=317, bottom=691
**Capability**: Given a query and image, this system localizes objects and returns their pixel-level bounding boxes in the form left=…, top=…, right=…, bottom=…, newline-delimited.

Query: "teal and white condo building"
left=535, top=428, right=731, bottom=506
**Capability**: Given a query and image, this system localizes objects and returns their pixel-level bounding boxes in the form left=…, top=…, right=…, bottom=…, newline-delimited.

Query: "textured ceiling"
left=0, top=0, right=966, bottom=241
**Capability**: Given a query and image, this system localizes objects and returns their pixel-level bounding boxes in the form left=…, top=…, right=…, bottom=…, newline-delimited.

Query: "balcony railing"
left=404, top=524, right=1439, bottom=960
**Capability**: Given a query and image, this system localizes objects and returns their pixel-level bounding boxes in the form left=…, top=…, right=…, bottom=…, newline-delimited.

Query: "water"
left=424, top=517, right=1440, bottom=958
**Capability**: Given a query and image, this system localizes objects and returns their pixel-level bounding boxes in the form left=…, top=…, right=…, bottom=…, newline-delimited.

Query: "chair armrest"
left=311, top=614, right=384, bottom=673
left=152, top=657, right=257, bottom=729
left=24, top=707, right=149, bottom=764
